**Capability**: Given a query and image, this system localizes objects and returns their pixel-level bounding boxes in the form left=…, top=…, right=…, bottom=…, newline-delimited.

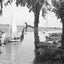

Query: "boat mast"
left=10, top=13, right=13, bottom=38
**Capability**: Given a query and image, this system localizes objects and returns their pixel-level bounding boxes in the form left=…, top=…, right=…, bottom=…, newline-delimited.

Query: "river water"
left=0, top=30, right=62, bottom=64
left=0, top=32, right=35, bottom=64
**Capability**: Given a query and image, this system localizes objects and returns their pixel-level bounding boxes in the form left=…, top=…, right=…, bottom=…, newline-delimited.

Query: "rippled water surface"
left=0, top=32, right=35, bottom=64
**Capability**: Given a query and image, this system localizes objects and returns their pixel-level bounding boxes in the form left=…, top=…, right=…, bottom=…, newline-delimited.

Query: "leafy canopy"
left=0, top=0, right=3, bottom=15
left=52, top=0, right=64, bottom=19
left=5, top=0, right=51, bottom=17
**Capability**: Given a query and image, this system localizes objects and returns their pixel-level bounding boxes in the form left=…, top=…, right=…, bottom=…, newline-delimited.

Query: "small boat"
left=7, top=14, right=21, bottom=42
left=1, top=14, right=24, bottom=43
left=7, top=28, right=24, bottom=42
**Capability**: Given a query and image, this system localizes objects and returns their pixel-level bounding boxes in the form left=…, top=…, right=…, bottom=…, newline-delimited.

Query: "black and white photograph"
left=0, top=0, right=64, bottom=64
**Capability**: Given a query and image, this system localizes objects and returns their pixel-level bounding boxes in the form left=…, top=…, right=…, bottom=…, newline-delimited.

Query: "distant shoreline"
left=0, top=24, right=62, bottom=29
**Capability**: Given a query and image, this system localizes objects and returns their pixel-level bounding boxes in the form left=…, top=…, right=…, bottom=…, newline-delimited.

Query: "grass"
left=33, top=33, right=64, bottom=64
left=33, top=45, right=64, bottom=64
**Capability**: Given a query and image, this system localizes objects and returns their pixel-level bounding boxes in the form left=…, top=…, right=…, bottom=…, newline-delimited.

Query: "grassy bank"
left=33, top=33, right=64, bottom=64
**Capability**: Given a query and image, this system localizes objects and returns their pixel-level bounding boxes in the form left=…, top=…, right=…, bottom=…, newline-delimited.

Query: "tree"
left=0, top=0, right=3, bottom=15
left=15, top=0, right=48, bottom=49
left=51, top=0, right=64, bottom=48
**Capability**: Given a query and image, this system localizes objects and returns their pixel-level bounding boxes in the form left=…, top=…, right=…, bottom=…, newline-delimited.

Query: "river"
left=0, top=32, right=35, bottom=64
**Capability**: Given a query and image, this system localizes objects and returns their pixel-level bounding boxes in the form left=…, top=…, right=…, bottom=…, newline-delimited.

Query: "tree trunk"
left=0, top=1, right=2, bottom=15
left=34, top=6, right=40, bottom=49
left=61, top=18, right=64, bottom=48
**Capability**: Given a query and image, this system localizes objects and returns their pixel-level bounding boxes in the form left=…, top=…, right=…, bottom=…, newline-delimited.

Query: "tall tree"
left=52, top=0, right=64, bottom=48
left=15, top=0, right=48, bottom=49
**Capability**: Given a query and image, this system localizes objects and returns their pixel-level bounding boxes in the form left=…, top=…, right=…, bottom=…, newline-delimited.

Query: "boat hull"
left=9, top=39, right=20, bottom=42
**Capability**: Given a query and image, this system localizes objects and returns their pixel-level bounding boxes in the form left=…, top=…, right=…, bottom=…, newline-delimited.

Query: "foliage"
left=4, top=0, right=51, bottom=18
left=0, top=0, right=3, bottom=15
left=4, top=0, right=13, bottom=5
left=5, top=0, right=43, bottom=12
left=34, top=42, right=64, bottom=64
left=52, top=0, right=64, bottom=19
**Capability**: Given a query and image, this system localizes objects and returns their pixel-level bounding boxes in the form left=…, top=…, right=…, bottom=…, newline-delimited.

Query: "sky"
left=0, top=1, right=62, bottom=28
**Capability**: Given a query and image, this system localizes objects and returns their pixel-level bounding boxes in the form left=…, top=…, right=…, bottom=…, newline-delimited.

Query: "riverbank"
left=33, top=33, right=64, bottom=64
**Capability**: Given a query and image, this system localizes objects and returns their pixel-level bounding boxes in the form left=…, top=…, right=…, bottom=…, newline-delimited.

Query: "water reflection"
left=0, top=32, right=35, bottom=64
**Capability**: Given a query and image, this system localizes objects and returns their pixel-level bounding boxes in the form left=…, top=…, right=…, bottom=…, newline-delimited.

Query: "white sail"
left=12, top=15, right=17, bottom=37
left=7, top=13, right=18, bottom=39
left=12, top=20, right=17, bottom=34
left=11, top=14, right=18, bottom=38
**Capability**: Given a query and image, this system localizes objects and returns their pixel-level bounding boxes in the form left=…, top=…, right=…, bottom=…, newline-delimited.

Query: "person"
left=20, top=28, right=24, bottom=41
left=25, top=22, right=28, bottom=32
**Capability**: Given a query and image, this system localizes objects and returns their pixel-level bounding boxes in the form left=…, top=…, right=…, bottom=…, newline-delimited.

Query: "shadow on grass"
left=33, top=42, right=64, bottom=64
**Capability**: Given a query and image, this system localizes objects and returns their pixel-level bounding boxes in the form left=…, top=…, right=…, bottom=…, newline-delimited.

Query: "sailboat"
left=8, top=14, right=21, bottom=42
left=1, top=13, right=24, bottom=44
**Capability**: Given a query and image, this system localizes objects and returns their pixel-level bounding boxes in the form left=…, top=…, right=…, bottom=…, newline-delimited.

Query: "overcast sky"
left=0, top=2, right=62, bottom=27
